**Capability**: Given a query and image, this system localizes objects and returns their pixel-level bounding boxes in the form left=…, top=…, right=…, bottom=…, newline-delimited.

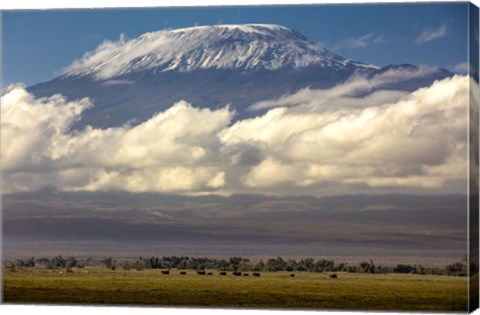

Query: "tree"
left=24, top=257, right=35, bottom=268
left=304, top=258, right=315, bottom=272
left=102, top=257, right=116, bottom=270
left=229, top=257, right=243, bottom=266
left=446, top=262, right=466, bottom=276
left=315, top=260, right=335, bottom=272
left=48, top=255, right=67, bottom=269
left=254, top=259, right=265, bottom=271
left=266, top=257, right=287, bottom=272
left=67, top=257, right=78, bottom=268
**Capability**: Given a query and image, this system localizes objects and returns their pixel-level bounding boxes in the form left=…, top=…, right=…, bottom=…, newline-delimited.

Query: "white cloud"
left=1, top=75, right=470, bottom=196
left=333, top=32, right=385, bottom=51
left=1, top=89, right=232, bottom=194
left=248, top=65, right=438, bottom=112
left=416, top=24, right=448, bottom=43
left=102, top=79, right=135, bottom=86
left=223, top=75, right=469, bottom=192
left=447, top=62, right=469, bottom=75
left=1, top=85, right=92, bottom=174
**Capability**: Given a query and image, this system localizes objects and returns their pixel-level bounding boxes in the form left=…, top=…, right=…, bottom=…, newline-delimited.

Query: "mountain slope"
left=28, top=24, right=452, bottom=129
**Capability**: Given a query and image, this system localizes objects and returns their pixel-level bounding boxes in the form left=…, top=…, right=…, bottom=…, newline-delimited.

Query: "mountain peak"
left=168, top=24, right=293, bottom=34
left=65, top=24, right=377, bottom=80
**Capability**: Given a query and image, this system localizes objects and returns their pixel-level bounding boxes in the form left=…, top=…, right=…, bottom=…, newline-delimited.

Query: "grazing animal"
left=179, top=271, right=187, bottom=275
left=219, top=271, right=227, bottom=276
left=232, top=271, right=242, bottom=276
left=329, top=274, right=338, bottom=279
left=197, top=270, right=206, bottom=275
left=290, top=274, right=295, bottom=277
left=161, top=270, right=170, bottom=275
left=207, top=272, right=213, bottom=275
left=243, top=273, right=249, bottom=276
left=252, top=272, right=261, bottom=277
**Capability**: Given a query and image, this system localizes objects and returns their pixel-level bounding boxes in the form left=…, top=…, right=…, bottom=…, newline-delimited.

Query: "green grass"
left=3, top=267, right=468, bottom=311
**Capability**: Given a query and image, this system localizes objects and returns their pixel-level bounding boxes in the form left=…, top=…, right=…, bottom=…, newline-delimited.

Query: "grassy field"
left=3, top=267, right=468, bottom=311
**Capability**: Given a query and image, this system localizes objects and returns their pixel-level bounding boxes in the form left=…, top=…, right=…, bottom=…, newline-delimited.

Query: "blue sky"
left=2, top=2, right=469, bottom=86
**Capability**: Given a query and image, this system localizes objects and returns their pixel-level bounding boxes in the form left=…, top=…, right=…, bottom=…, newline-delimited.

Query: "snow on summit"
left=66, top=24, right=377, bottom=80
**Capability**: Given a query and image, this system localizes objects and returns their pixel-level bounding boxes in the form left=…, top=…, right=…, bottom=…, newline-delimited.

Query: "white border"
left=1, top=1, right=479, bottom=315
left=0, top=0, right=478, bottom=10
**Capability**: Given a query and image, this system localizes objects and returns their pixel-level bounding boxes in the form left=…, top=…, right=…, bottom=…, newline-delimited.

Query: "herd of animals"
left=158, top=270, right=338, bottom=278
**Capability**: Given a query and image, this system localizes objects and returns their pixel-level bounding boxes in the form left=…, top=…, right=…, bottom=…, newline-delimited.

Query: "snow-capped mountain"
left=65, top=24, right=377, bottom=79
left=28, top=24, right=451, bottom=129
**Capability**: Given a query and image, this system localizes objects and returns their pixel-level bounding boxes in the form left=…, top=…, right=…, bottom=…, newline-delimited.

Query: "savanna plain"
left=3, top=266, right=468, bottom=311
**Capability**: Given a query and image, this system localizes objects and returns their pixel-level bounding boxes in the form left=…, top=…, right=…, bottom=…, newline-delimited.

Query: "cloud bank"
left=1, top=75, right=469, bottom=196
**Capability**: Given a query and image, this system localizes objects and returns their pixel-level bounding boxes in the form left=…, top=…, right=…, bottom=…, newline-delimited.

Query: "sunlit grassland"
left=3, top=267, right=468, bottom=311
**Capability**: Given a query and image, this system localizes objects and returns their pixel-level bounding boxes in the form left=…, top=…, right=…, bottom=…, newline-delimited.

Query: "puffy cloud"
left=223, top=75, right=468, bottom=192
left=2, top=89, right=232, bottom=194
left=1, top=75, right=469, bottom=196
left=1, top=84, right=92, bottom=174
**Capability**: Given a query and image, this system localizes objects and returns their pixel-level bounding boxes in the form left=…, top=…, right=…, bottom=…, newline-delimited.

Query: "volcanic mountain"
left=28, top=24, right=451, bottom=128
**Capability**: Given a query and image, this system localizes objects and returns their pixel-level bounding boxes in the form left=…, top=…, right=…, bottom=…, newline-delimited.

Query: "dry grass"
left=3, top=267, right=468, bottom=311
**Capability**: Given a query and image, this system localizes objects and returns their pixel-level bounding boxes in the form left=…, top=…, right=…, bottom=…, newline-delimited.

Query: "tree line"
left=5, top=255, right=477, bottom=277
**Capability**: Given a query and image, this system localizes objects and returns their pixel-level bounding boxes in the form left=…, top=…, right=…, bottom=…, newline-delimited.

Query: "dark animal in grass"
left=179, top=271, right=187, bottom=275
left=161, top=270, right=170, bottom=275
left=243, top=273, right=249, bottom=276
left=329, top=273, right=338, bottom=279
left=290, top=274, right=295, bottom=277
left=252, top=272, right=261, bottom=277
left=207, top=272, right=213, bottom=275
left=232, top=271, right=242, bottom=276
left=219, top=271, right=227, bottom=276
left=197, top=270, right=206, bottom=275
